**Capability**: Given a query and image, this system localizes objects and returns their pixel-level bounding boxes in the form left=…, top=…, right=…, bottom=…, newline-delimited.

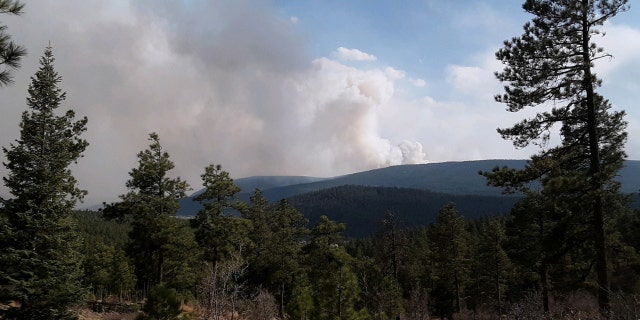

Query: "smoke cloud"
left=7, top=2, right=636, bottom=207
left=1, top=1, right=427, bottom=205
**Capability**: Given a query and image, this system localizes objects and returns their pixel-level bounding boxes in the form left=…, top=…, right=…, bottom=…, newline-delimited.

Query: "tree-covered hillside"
left=288, top=185, right=520, bottom=237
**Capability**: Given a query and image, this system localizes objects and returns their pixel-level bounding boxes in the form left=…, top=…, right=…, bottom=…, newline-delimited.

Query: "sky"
left=1, top=0, right=639, bottom=206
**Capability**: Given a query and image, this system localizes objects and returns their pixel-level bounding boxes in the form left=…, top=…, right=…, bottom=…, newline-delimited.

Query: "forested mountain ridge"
left=248, top=159, right=526, bottom=200
left=179, top=159, right=640, bottom=217
left=287, top=185, right=520, bottom=237
left=235, top=175, right=328, bottom=192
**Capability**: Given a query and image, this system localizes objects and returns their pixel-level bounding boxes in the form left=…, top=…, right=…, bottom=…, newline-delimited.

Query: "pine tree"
left=305, top=216, right=367, bottom=320
left=475, top=218, right=513, bottom=315
left=244, top=198, right=308, bottom=318
left=191, top=164, right=251, bottom=266
left=378, top=210, right=404, bottom=282
left=271, top=200, right=310, bottom=317
left=102, top=133, right=195, bottom=291
left=372, top=211, right=405, bottom=320
left=0, top=46, right=88, bottom=319
left=487, top=0, right=629, bottom=311
left=428, top=203, right=469, bottom=318
left=241, top=189, right=273, bottom=265
left=0, top=0, right=26, bottom=86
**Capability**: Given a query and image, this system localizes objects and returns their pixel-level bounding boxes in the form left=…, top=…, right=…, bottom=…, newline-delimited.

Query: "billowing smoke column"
left=124, top=1, right=428, bottom=178
left=1, top=0, right=427, bottom=205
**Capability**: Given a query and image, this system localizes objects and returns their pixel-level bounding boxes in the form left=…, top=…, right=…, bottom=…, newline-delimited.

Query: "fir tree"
left=0, top=46, right=88, bottom=319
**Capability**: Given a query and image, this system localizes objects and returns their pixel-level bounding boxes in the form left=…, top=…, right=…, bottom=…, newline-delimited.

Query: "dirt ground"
left=77, top=308, right=140, bottom=320
left=76, top=302, right=196, bottom=320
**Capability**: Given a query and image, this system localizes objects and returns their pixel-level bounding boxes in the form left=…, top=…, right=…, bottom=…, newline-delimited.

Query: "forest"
left=287, top=185, right=521, bottom=237
left=1, top=0, right=639, bottom=319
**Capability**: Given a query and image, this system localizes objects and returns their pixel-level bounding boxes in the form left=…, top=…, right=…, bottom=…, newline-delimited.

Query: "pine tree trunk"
left=454, top=270, right=461, bottom=314
left=495, top=253, right=501, bottom=315
left=280, top=281, right=285, bottom=319
left=158, top=250, right=164, bottom=285
left=541, top=261, right=549, bottom=313
left=581, top=0, right=609, bottom=312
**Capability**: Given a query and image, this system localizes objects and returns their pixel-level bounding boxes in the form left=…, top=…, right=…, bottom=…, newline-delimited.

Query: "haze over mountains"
left=178, top=159, right=640, bottom=236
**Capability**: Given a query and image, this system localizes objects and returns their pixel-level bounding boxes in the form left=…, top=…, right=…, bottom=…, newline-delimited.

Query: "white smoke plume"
left=1, top=0, right=427, bottom=205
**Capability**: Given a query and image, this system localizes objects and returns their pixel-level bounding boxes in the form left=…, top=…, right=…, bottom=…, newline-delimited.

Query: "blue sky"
left=1, top=0, right=639, bottom=205
left=274, top=0, right=639, bottom=99
left=274, top=0, right=530, bottom=71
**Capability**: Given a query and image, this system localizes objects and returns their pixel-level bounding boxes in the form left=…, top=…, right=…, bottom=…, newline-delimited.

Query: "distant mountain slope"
left=259, top=160, right=526, bottom=201
left=260, top=159, right=640, bottom=201
left=178, top=159, right=640, bottom=217
left=234, top=175, right=327, bottom=194
left=179, top=175, right=326, bottom=215
left=618, top=160, right=640, bottom=194
left=288, top=185, right=520, bottom=238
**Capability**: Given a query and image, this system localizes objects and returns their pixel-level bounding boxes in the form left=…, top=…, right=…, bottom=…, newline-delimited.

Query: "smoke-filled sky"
left=1, top=0, right=639, bottom=206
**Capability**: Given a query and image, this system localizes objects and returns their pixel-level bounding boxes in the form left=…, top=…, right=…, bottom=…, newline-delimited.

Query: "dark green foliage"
left=350, top=254, right=403, bottom=319
left=366, top=211, right=405, bottom=319
left=427, top=203, right=470, bottom=317
left=487, top=0, right=630, bottom=311
left=194, top=164, right=242, bottom=217
left=606, top=207, right=640, bottom=293
left=73, top=210, right=130, bottom=249
left=138, top=285, right=182, bottom=320
left=241, top=195, right=309, bottom=318
left=0, top=0, right=25, bottom=86
left=304, top=216, right=368, bottom=320
left=102, top=133, right=199, bottom=292
left=177, top=160, right=640, bottom=218
left=615, top=209, right=640, bottom=254
left=191, top=164, right=249, bottom=265
left=266, top=199, right=308, bottom=311
left=395, top=227, right=431, bottom=293
left=81, top=241, right=136, bottom=301
left=467, top=217, right=514, bottom=314
left=0, top=47, right=88, bottom=319
left=289, top=185, right=519, bottom=237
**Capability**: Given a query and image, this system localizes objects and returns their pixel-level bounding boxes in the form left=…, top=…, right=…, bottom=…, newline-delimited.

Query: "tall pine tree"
left=304, top=215, right=367, bottom=320
left=191, top=164, right=250, bottom=266
left=486, top=0, right=629, bottom=311
left=0, top=46, right=88, bottom=319
left=102, top=133, right=195, bottom=291
left=428, top=203, right=469, bottom=318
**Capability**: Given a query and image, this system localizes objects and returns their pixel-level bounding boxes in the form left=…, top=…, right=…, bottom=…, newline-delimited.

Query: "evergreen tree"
left=305, top=216, right=368, bottom=320
left=504, top=192, right=557, bottom=312
left=102, top=133, right=197, bottom=291
left=0, top=46, right=88, bottom=319
left=427, top=203, right=469, bottom=318
left=0, top=0, right=25, bottom=86
left=487, top=0, right=629, bottom=310
left=271, top=199, right=310, bottom=317
left=195, top=164, right=241, bottom=217
left=191, top=164, right=250, bottom=266
left=244, top=198, right=308, bottom=318
left=82, top=242, right=136, bottom=301
left=241, top=189, right=272, bottom=265
left=371, top=211, right=405, bottom=319
left=473, top=218, right=513, bottom=315
left=377, top=211, right=404, bottom=282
